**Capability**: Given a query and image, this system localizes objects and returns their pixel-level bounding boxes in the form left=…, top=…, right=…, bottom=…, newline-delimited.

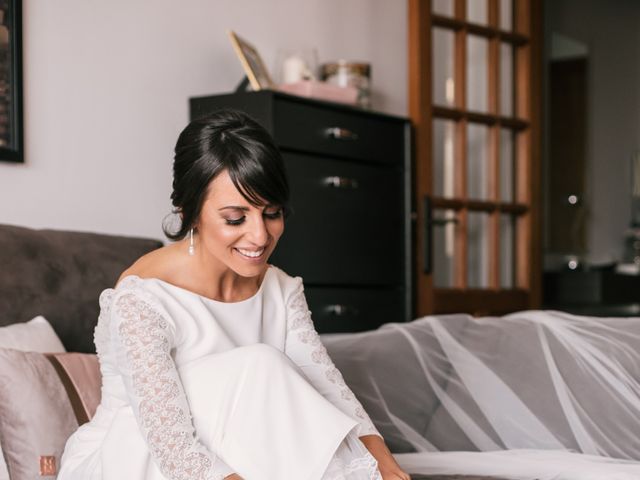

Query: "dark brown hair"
left=163, top=109, right=290, bottom=240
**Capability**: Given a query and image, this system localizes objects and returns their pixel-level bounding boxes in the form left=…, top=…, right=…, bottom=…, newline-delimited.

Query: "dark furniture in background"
left=543, top=269, right=640, bottom=316
left=190, top=91, right=412, bottom=333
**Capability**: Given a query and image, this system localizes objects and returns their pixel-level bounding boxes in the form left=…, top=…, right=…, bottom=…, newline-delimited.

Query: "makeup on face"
left=195, top=170, right=285, bottom=277
left=219, top=205, right=283, bottom=226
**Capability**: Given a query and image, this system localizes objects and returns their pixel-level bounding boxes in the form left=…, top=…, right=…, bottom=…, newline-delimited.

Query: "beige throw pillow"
left=0, top=316, right=66, bottom=478
left=0, top=316, right=66, bottom=353
left=0, top=349, right=78, bottom=479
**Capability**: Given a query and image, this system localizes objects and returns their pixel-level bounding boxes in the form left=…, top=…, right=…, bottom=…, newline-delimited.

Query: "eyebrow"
left=218, top=206, right=250, bottom=212
left=218, top=204, right=280, bottom=212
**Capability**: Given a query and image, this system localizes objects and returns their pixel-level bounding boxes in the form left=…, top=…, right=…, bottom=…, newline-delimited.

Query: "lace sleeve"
left=283, top=280, right=382, bottom=438
left=110, top=288, right=235, bottom=480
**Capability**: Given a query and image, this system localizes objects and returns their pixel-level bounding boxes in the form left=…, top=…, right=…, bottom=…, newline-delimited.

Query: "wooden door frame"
left=408, top=0, right=543, bottom=316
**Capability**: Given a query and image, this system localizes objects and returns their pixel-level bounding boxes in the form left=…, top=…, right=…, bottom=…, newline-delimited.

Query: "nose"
left=247, top=215, right=269, bottom=246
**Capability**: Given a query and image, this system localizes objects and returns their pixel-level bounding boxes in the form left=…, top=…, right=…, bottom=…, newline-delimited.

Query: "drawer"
left=304, top=287, right=405, bottom=333
left=273, top=99, right=405, bottom=165
left=269, top=152, right=404, bottom=285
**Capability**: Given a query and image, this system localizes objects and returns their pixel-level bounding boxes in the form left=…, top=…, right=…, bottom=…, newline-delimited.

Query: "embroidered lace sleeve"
left=283, top=279, right=382, bottom=438
left=110, top=287, right=235, bottom=480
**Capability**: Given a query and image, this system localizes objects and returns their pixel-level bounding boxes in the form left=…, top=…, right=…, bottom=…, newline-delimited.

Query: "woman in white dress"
left=59, top=110, right=410, bottom=480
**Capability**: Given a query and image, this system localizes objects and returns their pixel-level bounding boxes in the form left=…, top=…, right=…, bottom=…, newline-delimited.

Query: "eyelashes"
left=263, top=210, right=284, bottom=220
left=225, top=217, right=245, bottom=226
left=224, top=209, right=283, bottom=226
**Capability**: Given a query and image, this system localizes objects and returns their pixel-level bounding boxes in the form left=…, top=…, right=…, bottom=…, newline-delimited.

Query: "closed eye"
left=263, top=208, right=283, bottom=220
left=223, top=207, right=283, bottom=226
left=225, top=216, right=245, bottom=226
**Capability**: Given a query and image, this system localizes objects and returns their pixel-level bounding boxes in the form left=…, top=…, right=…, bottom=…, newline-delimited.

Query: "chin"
left=231, top=264, right=266, bottom=278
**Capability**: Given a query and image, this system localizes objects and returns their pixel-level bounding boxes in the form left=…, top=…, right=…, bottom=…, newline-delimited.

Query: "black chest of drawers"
left=190, top=90, right=412, bottom=332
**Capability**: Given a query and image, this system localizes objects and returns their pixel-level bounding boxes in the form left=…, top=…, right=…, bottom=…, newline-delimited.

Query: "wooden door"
left=409, top=0, right=543, bottom=315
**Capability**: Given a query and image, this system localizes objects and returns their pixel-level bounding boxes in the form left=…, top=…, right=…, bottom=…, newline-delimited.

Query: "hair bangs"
left=227, top=153, right=288, bottom=210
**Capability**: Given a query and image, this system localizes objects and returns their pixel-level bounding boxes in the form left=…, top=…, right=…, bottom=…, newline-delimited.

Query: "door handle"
left=423, top=196, right=458, bottom=274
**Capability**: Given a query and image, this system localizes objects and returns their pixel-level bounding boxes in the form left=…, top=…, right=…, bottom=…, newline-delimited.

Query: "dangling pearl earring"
left=188, top=228, right=195, bottom=256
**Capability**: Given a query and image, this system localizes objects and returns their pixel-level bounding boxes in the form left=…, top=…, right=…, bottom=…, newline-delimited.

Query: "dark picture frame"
left=0, top=0, right=22, bottom=163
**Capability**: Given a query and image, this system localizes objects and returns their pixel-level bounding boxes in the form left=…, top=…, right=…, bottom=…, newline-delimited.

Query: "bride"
left=58, top=109, right=409, bottom=480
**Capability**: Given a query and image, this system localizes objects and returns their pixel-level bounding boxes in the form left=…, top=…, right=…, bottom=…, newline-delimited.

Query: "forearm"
left=360, top=435, right=410, bottom=480
left=360, top=434, right=392, bottom=461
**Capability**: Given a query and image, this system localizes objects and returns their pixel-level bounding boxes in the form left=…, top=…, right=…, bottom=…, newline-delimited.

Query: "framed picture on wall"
left=0, top=0, right=22, bottom=163
left=227, top=30, right=275, bottom=91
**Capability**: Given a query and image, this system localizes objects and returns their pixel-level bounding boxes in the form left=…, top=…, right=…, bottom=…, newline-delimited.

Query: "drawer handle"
left=323, top=176, right=359, bottom=189
left=324, top=304, right=360, bottom=316
left=324, top=127, right=359, bottom=141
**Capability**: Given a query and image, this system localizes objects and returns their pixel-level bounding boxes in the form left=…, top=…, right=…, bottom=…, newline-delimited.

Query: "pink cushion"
left=47, top=353, right=101, bottom=424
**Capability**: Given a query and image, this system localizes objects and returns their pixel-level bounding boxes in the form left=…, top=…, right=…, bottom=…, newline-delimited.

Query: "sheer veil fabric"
left=323, top=311, right=640, bottom=480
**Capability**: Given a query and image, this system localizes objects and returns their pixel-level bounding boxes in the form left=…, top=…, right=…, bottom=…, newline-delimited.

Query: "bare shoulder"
left=117, top=243, right=184, bottom=286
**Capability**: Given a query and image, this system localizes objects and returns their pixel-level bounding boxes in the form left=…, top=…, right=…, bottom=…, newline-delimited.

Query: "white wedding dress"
left=58, top=265, right=382, bottom=480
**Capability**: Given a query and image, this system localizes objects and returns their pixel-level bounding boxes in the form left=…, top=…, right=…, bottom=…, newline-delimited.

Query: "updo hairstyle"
left=163, top=109, right=290, bottom=241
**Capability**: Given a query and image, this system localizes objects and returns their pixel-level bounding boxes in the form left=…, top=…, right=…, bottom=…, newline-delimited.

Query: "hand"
left=378, top=463, right=412, bottom=480
left=223, top=474, right=243, bottom=480
left=359, top=435, right=411, bottom=480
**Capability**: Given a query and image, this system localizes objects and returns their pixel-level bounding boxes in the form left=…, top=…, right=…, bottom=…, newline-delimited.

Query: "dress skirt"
left=60, top=344, right=381, bottom=480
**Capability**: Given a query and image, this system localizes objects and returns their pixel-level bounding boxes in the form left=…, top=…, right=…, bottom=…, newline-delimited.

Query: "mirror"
left=543, top=0, right=640, bottom=315
left=544, top=0, right=640, bottom=271
left=544, top=32, right=589, bottom=267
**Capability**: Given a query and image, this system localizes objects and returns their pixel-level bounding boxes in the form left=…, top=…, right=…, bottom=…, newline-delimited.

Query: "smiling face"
left=194, top=169, right=285, bottom=278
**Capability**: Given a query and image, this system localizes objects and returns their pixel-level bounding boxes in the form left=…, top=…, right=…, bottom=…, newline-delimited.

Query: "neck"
left=180, top=236, right=265, bottom=302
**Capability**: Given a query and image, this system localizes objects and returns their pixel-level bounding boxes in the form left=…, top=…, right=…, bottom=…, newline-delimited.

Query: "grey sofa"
left=0, top=223, right=162, bottom=353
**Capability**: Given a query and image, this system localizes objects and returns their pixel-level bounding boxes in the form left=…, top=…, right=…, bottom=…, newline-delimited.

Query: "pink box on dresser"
left=277, top=80, right=358, bottom=105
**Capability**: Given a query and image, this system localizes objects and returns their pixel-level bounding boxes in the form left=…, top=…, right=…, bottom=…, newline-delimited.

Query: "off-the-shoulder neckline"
left=116, top=265, right=274, bottom=306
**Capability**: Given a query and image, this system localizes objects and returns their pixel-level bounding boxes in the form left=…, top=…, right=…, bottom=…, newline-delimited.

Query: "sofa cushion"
left=0, top=348, right=78, bottom=479
left=47, top=353, right=101, bottom=425
left=0, top=224, right=162, bottom=352
left=0, top=316, right=66, bottom=353
left=0, top=349, right=101, bottom=479
left=0, top=315, right=67, bottom=479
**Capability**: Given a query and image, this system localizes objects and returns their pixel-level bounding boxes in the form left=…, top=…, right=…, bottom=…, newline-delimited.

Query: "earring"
left=188, top=228, right=195, bottom=256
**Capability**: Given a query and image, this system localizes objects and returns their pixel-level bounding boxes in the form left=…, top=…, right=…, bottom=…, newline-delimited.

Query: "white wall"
left=0, top=0, right=407, bottom=241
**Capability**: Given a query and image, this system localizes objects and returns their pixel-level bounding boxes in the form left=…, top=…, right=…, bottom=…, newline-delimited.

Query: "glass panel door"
left=409, top=0, right=541, bottom=315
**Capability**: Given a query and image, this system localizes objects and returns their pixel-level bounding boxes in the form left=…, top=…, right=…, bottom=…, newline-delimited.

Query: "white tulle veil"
left=322, top=310, right=640, bottom=479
